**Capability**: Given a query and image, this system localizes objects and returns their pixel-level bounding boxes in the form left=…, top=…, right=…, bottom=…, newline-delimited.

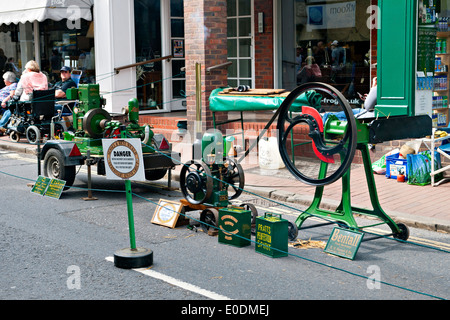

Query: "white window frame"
left=227, top=0, right=255, bottom=88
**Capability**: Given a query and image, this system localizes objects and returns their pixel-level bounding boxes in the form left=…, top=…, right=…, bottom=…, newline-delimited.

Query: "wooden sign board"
left=151, top=199, right=183, bottom=228
left=324, top=227, right=364, bottom=260
left=31, top=176, right=66, bottom=199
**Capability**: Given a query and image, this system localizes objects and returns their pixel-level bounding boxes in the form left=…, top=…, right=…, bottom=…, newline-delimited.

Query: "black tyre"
left=26, top=125, right=41, bottom=144
left=9, top=131, right=20, bottom=142
left=43, top=148, right=76, bottom=188
left=145, top=169, right=168, bottom=181
left=393, top=223, right=410, bottom=241
left=200, top=208, right=219, bottom=233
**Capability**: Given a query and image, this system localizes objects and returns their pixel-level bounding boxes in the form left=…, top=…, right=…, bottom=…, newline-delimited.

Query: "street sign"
left=324, top=227, right=364, bottom=260
left=102, top=138, right=145, bottom=181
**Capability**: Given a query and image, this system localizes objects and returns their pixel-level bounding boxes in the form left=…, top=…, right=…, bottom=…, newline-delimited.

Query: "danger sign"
left=102, top=139, right=145, bottom=181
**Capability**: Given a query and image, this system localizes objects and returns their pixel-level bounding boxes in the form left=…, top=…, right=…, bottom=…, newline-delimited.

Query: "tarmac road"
left=0, top=150, right=449, bottom=304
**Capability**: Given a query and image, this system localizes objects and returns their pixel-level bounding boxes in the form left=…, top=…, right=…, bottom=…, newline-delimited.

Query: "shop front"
left=277, top=0, right=373, bottom=107
left=0, top=0, right=95, bottom=87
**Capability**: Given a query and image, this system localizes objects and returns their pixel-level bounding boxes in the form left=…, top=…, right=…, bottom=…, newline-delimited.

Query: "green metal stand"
left=296, top=122, right=404, bottom=237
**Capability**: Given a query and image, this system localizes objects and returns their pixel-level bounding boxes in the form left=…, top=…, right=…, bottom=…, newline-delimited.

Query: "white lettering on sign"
left=306, top=1, right=356, bottom=31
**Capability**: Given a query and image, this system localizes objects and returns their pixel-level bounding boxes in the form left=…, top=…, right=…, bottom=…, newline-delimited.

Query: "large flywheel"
left=180, top=160, right=213, bottom=205
left=277, top=82, right=357, bottom=186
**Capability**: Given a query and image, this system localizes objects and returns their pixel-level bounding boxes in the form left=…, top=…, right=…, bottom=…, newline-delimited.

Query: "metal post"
left=195, top=62, right=202, bottom=135
left=82, top=150, right=97, bottom=201
left=37, top=141, right=41, bottom=176
left=125, top=179, right=137, bottom=250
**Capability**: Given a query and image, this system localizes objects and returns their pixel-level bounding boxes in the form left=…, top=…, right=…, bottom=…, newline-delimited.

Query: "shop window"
left=281, top=0, right=372, bottom=107
left=39, top=19, right=95, bottom=85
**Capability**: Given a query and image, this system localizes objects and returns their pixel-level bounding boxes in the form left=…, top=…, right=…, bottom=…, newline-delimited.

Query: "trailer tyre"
left=144, top=169, right=167, bottom=181
left=43, top=148, right=76, bottom=188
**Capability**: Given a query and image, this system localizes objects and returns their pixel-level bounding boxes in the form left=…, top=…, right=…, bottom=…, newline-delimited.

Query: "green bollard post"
left=113, top=128, right=153, bottom=269
left=125, top=179, right=137, bottom=250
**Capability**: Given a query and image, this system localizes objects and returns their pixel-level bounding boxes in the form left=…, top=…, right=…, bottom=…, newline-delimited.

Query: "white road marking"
left=105, top=256, right=231, bottom=300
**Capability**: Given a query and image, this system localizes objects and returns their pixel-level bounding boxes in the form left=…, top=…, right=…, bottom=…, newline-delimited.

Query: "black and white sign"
left=102, top=138, right=145, bottom=181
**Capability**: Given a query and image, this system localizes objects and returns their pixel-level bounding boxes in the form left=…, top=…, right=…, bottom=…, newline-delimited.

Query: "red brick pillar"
left=184, top=0, right=228, bottom=136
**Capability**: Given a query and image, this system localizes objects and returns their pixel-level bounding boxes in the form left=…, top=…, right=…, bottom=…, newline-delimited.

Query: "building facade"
left=0, top=0, right=376, bottom=112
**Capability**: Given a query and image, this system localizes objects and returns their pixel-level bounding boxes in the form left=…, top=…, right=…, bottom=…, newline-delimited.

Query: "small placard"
left=31, top=176, right=51, bottom=196
left=324, top=227, right=364, bottom=260
left=45, top=179, right=66, bottom=199
left=31, top=176, right=66, bottom=199
left=151, top=199, right=183, bottom=228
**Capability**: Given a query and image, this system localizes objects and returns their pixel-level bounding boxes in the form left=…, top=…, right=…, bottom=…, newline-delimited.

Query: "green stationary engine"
left=180, top=130, right=244, bottom=207
left=65, top=84, right=154, bottom=154
left=41, top=84, right=179, bottom=188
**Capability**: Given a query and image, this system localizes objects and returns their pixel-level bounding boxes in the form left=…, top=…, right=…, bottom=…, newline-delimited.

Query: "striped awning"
left=0, top=0, right=94, bottom=25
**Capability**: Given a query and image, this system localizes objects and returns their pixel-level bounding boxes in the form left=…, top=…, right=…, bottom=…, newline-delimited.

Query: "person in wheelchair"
left=0, top=71, right=18, bottom=135
left=12, top=60, right=48, bottom=101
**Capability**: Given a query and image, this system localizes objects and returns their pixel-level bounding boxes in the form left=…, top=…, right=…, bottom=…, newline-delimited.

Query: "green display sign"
left=324, top=227, right=364, bottom=260
left=31, top=176, right=66, bottom=199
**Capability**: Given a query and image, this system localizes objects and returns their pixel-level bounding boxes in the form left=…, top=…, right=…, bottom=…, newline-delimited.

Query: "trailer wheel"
left=43, top=148, right=76, bottom=188
left=145, top=169, right=167, bottom=181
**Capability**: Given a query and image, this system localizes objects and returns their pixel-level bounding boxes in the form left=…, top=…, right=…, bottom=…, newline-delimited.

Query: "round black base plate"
left=114, top=247, right=153, bottom=269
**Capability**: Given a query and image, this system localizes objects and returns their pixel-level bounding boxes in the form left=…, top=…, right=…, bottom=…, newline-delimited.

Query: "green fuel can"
left=255, top=213, right=288, bottom=258
left=218, top=207, right=251, bottom=247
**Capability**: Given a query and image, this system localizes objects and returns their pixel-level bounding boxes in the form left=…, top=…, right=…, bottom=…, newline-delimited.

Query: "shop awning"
left=0, top=0, right=94, bottom=26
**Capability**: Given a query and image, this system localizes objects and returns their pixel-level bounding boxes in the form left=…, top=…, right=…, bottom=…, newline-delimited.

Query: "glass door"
left=167, top=0, right=186, bottom=110
left=135, top=0, right=163, bottom=111
left=134, top=0, right=185, bottom=112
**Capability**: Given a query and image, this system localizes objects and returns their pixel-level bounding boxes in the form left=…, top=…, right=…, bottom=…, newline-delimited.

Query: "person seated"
left=53, top=66, right=77, bottom=99
left=13, top=60, right=48, bottom=101
left=297, top=56, right=322, bottom=85
left=356, top=77, right=377, bottom=119
left=0, top=71, right=18, bottom=135
left=53, top=66, right=77, bottom=114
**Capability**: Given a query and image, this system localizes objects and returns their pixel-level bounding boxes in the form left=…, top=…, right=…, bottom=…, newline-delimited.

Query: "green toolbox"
left=255, top=213, right=288, bottom=258
left=218, top=207, right=251, bottom=247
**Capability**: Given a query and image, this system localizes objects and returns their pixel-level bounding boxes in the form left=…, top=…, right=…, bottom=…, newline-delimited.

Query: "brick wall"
left=184, top=0, right=228, bottom=135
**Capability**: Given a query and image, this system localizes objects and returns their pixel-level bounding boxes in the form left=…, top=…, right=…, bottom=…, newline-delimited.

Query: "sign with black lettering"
left=324, top=227, right=364, bottom=260
left=102, top=139, right=145, bottom=181
left=31, top=176, right=66, bottom=199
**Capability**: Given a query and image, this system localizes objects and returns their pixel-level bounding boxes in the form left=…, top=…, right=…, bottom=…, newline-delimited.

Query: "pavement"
left=1, top=133, right=450, bottom=234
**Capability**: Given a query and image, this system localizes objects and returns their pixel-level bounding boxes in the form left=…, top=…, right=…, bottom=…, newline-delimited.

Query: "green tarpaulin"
left=209, top=88, right=322, bottom=112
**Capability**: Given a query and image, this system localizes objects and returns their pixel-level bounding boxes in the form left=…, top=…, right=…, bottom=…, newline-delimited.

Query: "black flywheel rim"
left=276, top=82, right=357, bottom=187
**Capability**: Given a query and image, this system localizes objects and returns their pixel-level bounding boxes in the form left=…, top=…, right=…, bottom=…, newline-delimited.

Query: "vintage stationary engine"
left=41, top=84, right=179, bottom=187
left=180, top=130, right=245, bottom=207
